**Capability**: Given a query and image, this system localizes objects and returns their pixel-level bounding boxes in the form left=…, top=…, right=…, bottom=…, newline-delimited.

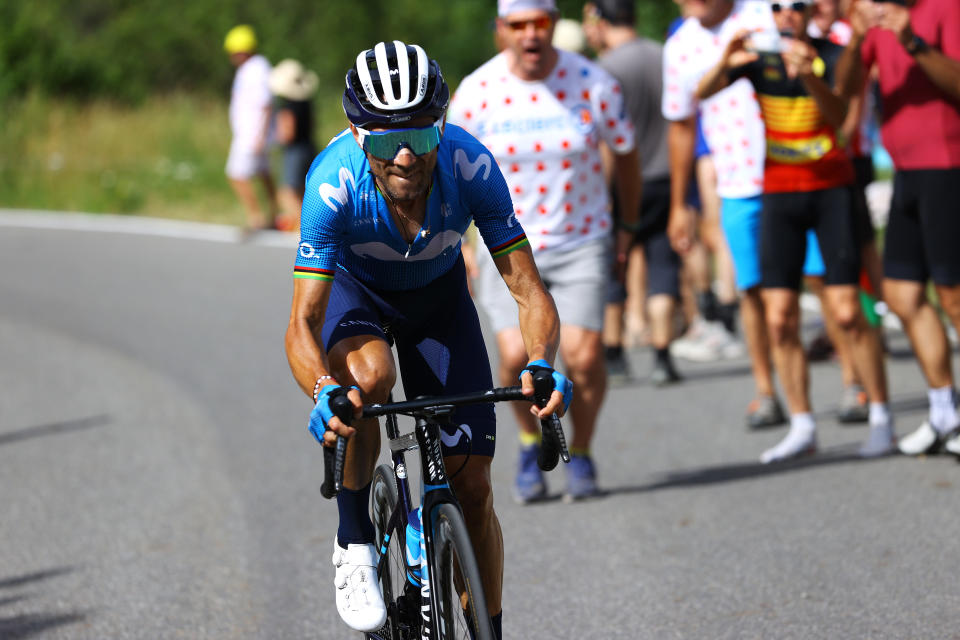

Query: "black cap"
left=593, top=0, right=635, bottom=26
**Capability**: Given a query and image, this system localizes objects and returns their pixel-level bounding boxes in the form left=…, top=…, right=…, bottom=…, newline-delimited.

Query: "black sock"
left=655, top=347, right=671, bottom=365
left=605, top=345, right=623, bottom=360
left=336, top=482, right=375, bottom=547
left=719, top=302, right=738, bottom=335
left=492, top=611, right=502, bottom=640
left=697, top=290, right=719, bottom=322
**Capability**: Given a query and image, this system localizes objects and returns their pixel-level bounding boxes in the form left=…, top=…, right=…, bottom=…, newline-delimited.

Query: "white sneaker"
left=703, top=321, right=746, bottom=359
left=332, top=538, right=387, bottom=632
left=859, top=422, right=896, bottom=458
left=945, top=431, right=960, bottom=456
left=671, top=318, right=721, bottom=362
left=760, top=427, right=817, bottom=464
left=897, top=421, right=941, bottom=456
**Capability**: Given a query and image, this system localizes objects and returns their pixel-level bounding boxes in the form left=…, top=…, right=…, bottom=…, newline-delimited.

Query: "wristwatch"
left=905, top=34, right=929, bottom=56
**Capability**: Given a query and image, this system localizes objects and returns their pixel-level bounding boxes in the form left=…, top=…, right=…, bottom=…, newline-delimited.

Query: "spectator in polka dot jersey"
left=449, top=0, right=640, bottom=503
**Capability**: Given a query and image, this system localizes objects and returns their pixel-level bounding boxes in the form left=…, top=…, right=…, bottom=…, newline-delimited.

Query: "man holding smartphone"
left=837, top=0, right=960, bottom=458
left=695, top=0, right=896, bottom=463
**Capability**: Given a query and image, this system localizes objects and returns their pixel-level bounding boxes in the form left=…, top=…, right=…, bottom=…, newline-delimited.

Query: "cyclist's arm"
left=493, top=245, right=564, bottom=416
left=285, top=277, right=358, bottom=440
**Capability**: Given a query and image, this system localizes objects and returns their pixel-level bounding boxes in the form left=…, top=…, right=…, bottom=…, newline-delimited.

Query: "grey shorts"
left=475, top=237, right=611, bottom=333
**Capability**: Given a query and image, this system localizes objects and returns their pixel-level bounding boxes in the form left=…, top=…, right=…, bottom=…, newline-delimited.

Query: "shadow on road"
left=0, top=612, right=88, bottom=640
left=605, top=443, right=886, bottom=495
left=0, top=568, right=75, bottom=590
left=0, top=567, right=86, bottom=639
left=0, top=415, right=110, bottom=447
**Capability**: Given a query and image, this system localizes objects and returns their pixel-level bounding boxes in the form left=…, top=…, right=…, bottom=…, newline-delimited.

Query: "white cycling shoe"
left=332, top=537, right=387, bottom=632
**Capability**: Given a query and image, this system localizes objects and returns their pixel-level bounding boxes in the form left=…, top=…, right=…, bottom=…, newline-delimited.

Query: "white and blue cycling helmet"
left=342, top=41, right=450, bottom=127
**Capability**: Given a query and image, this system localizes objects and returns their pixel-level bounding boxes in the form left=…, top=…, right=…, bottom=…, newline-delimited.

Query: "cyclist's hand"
left=308, top=384, right=362, bottom=447
left=519, top=359, right=573, bottom=419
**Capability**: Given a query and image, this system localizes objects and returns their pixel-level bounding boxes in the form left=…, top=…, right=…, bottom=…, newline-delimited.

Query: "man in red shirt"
left=838, top=0, right=960, bottom=457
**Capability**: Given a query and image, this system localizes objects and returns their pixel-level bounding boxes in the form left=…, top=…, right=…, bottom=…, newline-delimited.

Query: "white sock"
left=869, top=403, right=891, bottom=428
left=789, top=412, right=816, bottom=438
left=927, top=386, right=959, bottom=434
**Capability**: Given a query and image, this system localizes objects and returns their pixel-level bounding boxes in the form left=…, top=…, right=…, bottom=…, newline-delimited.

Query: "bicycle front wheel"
left=428, top=504, right=494, bottom=640
left=369, top=464, right=416, bottom=640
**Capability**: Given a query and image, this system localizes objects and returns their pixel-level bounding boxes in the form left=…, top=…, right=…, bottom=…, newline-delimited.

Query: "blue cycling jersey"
left=294, top=124, right=528, bottom=291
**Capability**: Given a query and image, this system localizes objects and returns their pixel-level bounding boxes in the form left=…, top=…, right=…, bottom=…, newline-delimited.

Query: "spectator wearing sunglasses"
left=836, top=0, right=960, bottom=458
left=664, top=0, right=806, bottom=431
left=696, top=0, right=895, bottom=462
left=449, top=0, right=640, bottom=503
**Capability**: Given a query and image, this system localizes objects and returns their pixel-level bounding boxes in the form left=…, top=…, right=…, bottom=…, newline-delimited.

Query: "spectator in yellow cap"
left=223, top=25, right=278, bottom=230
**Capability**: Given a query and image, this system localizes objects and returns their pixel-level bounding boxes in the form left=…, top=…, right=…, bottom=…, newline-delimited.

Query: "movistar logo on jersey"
left=319, top=167, right=356, bottom=210
left=453, top=149, right=491, bottom=181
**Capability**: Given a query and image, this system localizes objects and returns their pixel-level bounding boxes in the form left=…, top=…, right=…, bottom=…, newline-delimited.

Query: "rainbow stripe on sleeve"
left=489, top=233, right=529, bottom=258
left=293, top=266, right=335, bottom=281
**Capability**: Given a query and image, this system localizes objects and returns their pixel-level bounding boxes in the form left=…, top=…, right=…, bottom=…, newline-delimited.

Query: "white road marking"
left=0, top=209, right=298, bottom=248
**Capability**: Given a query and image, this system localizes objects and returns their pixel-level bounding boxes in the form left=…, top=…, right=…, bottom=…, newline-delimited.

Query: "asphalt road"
left=1, top=214, right=958, bottom=639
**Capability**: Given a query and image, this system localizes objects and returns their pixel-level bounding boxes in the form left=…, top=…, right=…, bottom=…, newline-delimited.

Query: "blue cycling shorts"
left=321, top=257, right=497, bottom=458
left=721, top=196, right=825, bottom=290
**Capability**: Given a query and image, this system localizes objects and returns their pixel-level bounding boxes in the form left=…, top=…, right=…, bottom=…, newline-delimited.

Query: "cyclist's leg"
left=321, top=271, right=398, bottom=632
left=328, top=335, right=396, bottom=488
left=390, top=257, right=503, bottom=617
left=322, top=272, right=398, bottom=540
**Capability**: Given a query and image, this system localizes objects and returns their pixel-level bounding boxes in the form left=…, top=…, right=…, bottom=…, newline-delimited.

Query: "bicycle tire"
left=369, top=464, right=418, bottom=640
left=429, top=504, right=495, bottom=640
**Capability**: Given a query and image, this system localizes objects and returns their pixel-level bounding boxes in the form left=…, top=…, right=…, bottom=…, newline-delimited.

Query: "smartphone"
left=746, top=30, right=783, bottom=54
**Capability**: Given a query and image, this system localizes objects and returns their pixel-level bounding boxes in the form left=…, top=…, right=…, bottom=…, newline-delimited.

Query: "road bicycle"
left=321, top=370, right=569, bottom=640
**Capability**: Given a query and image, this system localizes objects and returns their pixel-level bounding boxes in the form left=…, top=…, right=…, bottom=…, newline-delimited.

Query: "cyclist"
left=284, top=41, right=570, bottom=637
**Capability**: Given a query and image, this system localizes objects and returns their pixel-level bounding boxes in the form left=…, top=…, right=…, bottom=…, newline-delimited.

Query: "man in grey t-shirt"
left=585, top=0, right=682, bottom=386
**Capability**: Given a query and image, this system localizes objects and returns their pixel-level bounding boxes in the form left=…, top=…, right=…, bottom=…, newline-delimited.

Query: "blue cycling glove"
left=308, top=384, right=358, bottom=444
left=519, top=359, right=574, bottom=413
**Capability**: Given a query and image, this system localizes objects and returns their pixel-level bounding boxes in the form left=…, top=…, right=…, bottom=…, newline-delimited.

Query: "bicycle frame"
left=379, top=400, right=468, bottom=639
left=322, top=375, right=569, bottom=639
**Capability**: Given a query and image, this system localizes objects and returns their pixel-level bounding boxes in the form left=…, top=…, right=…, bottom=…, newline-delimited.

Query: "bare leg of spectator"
left=558, top=325, right=607, bottom=453
left=762, top=288, right=809, bottom=414
left=759, top=287, right=817, bottom=463
left=230, top=178, right=266, bottom=229
left=885, top=279, right=953, bottom=389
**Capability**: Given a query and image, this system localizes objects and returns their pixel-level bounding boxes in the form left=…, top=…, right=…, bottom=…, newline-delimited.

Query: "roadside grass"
left=0, top=92, right=349, bottom=225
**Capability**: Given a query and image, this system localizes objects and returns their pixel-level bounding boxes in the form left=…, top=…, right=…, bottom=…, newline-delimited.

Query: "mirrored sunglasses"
left=356, top=123, right=442, bottom=160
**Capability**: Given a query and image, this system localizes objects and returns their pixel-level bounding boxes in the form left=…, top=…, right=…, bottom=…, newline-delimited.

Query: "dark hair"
left=594, top=0, right=635, bottom=26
